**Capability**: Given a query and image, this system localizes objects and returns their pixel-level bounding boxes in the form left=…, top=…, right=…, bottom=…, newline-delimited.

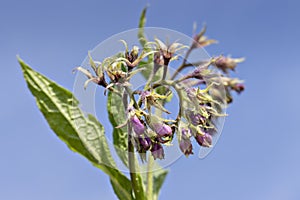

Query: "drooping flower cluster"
left=75, top=26, right=244, bottom=160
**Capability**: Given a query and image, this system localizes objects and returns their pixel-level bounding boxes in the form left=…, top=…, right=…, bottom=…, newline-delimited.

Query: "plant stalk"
left=146, top=154, right=154, bottom=200
left=122, top=91, right=143, bottom=199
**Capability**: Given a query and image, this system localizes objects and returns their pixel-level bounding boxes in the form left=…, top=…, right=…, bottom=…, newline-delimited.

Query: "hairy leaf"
left=19, top=58, right=133, bottom=200
left=153, top=169, right=168, bottom=200
left=107, top=90, right=129, bottom=168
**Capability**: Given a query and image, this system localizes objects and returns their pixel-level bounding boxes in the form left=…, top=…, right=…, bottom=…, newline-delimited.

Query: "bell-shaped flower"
left=151, top=142, right=165, bottom=160
left=195, top=132, right=213, bottom=148
left=130, top=115, right=145, bottom=136
left=179, top=128, right=193, bottom=156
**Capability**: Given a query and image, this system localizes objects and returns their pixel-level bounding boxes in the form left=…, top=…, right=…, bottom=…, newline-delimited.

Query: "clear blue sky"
left=1, top=0, right=300, bottom=199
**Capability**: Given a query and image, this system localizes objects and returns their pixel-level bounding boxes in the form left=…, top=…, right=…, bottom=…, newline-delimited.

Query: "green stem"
left=128, top=134, right=142, bottom=199
left=122, top=91, right=143, bottom=199
left=171, top=47, right=193, bottom=80
left=146, top=154, right=154, bottom=200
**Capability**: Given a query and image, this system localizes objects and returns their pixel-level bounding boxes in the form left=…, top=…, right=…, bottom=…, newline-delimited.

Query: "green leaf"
left=153, top=169, right=168, bottom=200
left=138, top=6, right=147, bottom=47
left=138, top=61, right=163, bottom=82
left=18, top=57, right=133, bottom=200
left=107, top=90, right=129, bottom=168
left=138, top=60, right=153, bottom=81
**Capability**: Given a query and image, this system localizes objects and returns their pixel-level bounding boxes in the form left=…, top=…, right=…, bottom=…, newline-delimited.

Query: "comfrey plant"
left=19, top=7, right=244, bottom=200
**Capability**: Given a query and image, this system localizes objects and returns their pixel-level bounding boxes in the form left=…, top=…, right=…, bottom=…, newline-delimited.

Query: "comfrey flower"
left=138, top=136, right=152, bottom=151
left=179, top=128, right=193, bottom=156
left=117, top=40, right=156, bottom=70
left=221, top=77, right=245, bottom=103
left=73, top=52, right=107, bottom=89
left=186, top=110, right=206, bottom=126
left=195, top=132, right=213, bottom=148
left=154, top=123, right=172, bottom=138
left=146, top=115, right=173, bottom=143
left=140, top=90, right=171, bottom=114
left=155, top=38, right=188, bottom=65
left=130, top=115, right=145, bottom=136
left=151, top=142, right=165, bottom=160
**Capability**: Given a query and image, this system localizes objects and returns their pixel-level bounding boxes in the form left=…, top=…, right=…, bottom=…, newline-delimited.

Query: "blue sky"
left=1, top=0, right=300, bottom=199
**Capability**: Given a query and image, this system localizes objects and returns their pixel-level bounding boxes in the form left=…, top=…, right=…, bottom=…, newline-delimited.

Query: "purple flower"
left=153, top=123, right=172, bottom=138
left=130, top=115, right=145, bottom=136
left=185, top=88, right=197, bottom=99
left=181, top=128, right=191, bottom=139
left=151, top=142, right=165, bottom=160
left=179, top=128, right=193, bottom=156
left=186, top=110, right=205, bottom=126
left=195, top=132, right=212, bottom=148
left=179, top=139, right=193, bottom=156
left=140, top=91, right=151, bottom=103
left=232, top=83, right=245, bottom=94
left=138, top=136, right=152, bottom=151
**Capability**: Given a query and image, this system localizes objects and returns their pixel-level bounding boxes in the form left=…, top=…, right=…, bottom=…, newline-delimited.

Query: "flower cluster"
left=75, top=26, right=244, bottom=160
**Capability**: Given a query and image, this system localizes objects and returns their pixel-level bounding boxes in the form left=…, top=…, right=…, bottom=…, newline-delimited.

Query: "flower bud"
left=126, top=46, right=139, bottom=65
left=130, top=115, right=145, bottom=136
left=195, top=132, right=212, bottom=147
left=151, top=142, right=165, bottom=160
left=232, top=83, right=245, bottom=94
left=214, top=56, right=244, bottom=73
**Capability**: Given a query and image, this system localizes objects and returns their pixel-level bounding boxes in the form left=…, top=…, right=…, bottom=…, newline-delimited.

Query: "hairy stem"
left=171, top=47, right=192, bottom=80
left=122, top=91, right=143, bottom=199
left=146, top=154, right=154, bottom=200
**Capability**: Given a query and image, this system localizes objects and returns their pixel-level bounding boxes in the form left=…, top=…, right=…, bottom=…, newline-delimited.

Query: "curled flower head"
left=75, top=27, right=244, bottom=160
left=151, top=142, right=165, bottom=160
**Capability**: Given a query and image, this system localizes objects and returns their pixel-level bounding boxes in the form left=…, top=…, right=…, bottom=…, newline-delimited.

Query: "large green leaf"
left=107, top=91, right=129, bottom=168
left=153, top=169, right=168, bottom=200
left=19, top=58, right=133, bottom=200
